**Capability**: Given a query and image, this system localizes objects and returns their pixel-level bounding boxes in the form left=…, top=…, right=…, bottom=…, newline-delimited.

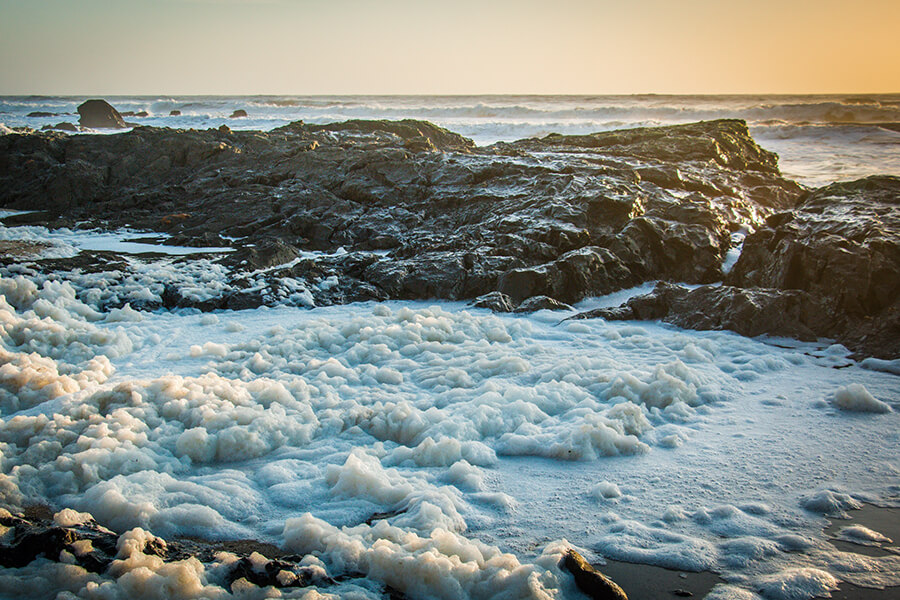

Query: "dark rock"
left=470, top=291, right=515, bottom=312
left=121, top=110, right=149, bottom=118
left=229, top=239, right=300, bottom=271
left=299, top=118, right=476, bottom=153
left=27, top=111, right=59, bottom=118
left=562, top=548, right=628, bottom=600
left=230, top=109, right=248, bottom=118
left=514, top=295, right=574, bottom=312
left=0, top=118, right=807, bottom=326
left=499, top=247, right=634, bottom=305
left=218, top=124, right=230, bottom=133
left=569, top=281, right=836, bottom=342
left=77, top=99, right=126, bottom=129
left=0, top=509, right=335, bottom=592
left=727, top=176, right=900, bottom=357
left=170, top=109, right=182, bottom=116
left=44, top=122, right=78, bottom=132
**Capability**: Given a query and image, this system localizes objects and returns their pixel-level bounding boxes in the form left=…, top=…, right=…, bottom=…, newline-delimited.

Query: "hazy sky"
left=1, top=0, right=898, bottom=95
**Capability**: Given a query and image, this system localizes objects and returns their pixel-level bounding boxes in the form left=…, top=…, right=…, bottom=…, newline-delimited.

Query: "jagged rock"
left=729, top=176, right=899, bottom=316
left=0, top=119, right=806, bottom=324
left=0, top=509, right=335, bottom=593
left=727, top=176, right=900, bottom=357
left=570, top=282, right=834, bottom=341
left=499, top=247, right=634, bottom=305
left=230, top=109, right=248, bottom=118
left=470, top=291, right=515, bottom=312
left=77, top=99, right=126, bottom=129
left=562, top=548, right=628, bottom=600
left=515, top=295, right=574, bottom=313
left=228, top=239, right=300, bottom=271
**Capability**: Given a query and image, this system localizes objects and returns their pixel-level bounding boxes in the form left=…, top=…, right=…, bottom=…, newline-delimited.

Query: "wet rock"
left=562, top=548, right=628, bottom=600
left=0, top=118, right=804, bottom=318
left=727, top=176, right=900, bottom=357
left=230, top=109, right=248, bottom=118
left=0, top=511, right=117, bottom=573
left=27, top=111, right=59, bottom=118
left=499, top=247, right=634, bottom=305
left=470, top=291, right=515, bottom=312
left=77, top=99, right=126, bottom=129
left=514, top=295, right=574, bottom=312
left=170, top=109, right=182, bottom=116
left=228, top=239, right=300, bottom=270
left=569, top=281, right=834, bottom=340
left=0, top=509, right=334, bottom=593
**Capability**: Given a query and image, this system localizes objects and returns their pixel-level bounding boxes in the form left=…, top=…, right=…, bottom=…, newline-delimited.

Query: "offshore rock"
left=0, top=118, right=802, bottom=312
left=77, top=99, right=126, bottom=129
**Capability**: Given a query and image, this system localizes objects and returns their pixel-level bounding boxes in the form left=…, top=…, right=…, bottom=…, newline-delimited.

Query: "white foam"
left=831, top=383, right=892, bottom=413
left=1, top=261, right=899, bottom=598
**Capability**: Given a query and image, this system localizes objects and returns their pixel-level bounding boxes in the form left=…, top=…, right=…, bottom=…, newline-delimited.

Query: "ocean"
left=0, top=96, right=899, bottom=600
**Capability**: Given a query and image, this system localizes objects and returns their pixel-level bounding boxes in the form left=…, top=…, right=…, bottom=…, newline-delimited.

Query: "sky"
left=1, top=0, right=898, bottom=95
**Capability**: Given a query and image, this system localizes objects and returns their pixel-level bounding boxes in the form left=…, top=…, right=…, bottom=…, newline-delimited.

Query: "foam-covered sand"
left=1, top=268, right=899, bottom=599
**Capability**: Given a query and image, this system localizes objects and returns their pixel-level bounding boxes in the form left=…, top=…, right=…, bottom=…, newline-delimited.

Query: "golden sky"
left=1, top=0, right=898, bottom=94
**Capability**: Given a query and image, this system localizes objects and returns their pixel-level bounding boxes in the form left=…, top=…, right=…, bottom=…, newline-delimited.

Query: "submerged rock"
left=77, top=98, right=126, bottom=129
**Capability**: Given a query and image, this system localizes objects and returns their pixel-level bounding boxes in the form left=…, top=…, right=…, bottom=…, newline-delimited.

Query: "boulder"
left=728, top=176, right=900, bottom=319
left=514, top=295, right=574, bottom=313
left=230, top=109, right=248, bottom=118
left=170, top=110, right=182, bottom=116
left=77, top=99, right=126, bottom=129
left=470, top=291, right=515, bottom=312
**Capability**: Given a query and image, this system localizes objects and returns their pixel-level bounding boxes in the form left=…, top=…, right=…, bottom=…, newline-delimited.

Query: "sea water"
left=1, top=96, right=899, bottom=599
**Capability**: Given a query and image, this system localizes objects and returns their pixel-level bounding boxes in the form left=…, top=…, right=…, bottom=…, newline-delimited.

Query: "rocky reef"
left=1, top=118, right=898, bottom=356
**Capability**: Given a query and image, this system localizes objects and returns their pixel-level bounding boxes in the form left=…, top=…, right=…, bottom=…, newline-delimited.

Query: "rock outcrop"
left=76, top=99, right=126, bottom=129
left=0, top=118, right=803, bottom=309
left=569, top=178, right=900, bottom=358
left=5, top=119, right=895, bottom=355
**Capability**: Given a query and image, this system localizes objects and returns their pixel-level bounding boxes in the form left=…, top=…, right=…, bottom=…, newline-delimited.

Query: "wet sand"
left=591, top=504, right=898, bottom=600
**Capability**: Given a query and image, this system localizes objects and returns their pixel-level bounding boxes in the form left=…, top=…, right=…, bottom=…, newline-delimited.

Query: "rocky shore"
left=1, top=117, right=898, bottom=357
